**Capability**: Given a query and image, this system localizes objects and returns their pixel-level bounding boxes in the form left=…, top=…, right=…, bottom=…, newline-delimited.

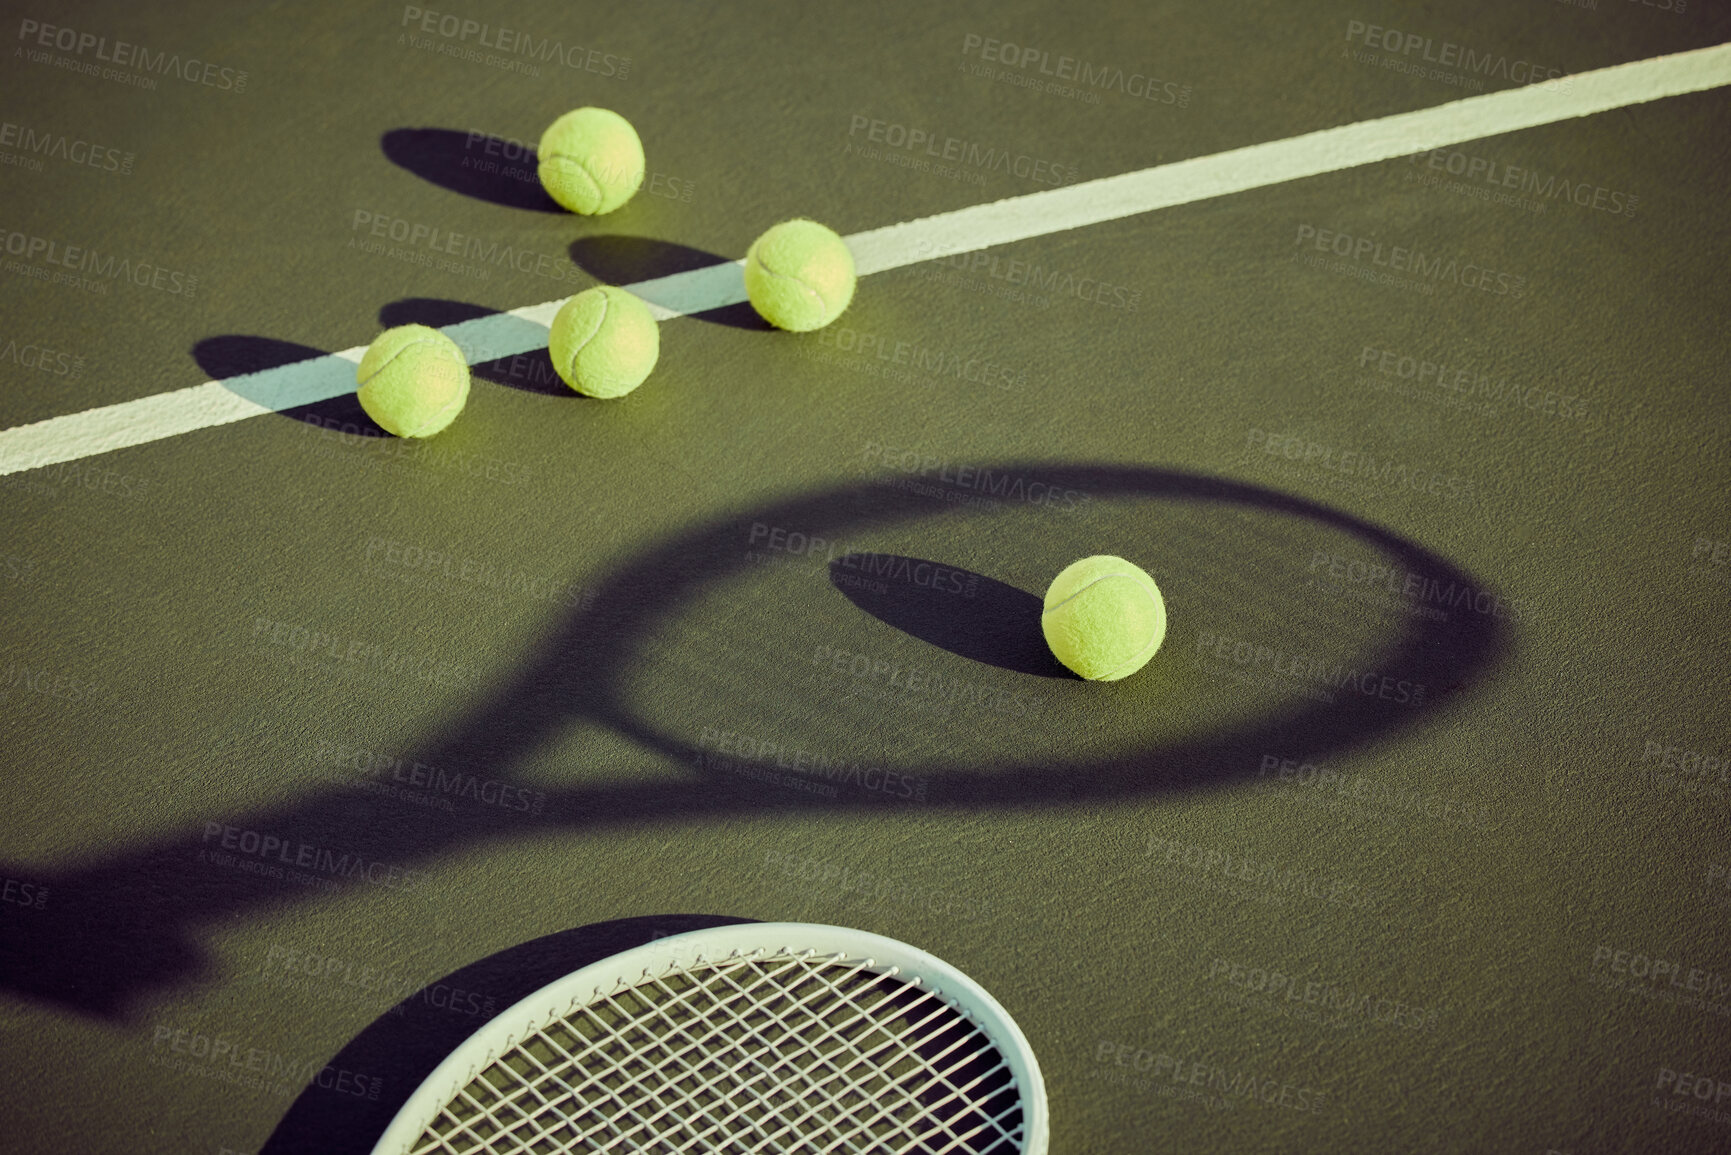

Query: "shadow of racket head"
left=0, top=464, right=1509, bottom=1021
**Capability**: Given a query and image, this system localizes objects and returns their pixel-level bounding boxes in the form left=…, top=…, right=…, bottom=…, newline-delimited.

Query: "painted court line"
left=3, top=41, right=1727, bottom=478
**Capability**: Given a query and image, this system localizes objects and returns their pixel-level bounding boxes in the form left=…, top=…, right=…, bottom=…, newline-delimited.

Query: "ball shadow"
left=193, top=335, right=327, bottom=379
left=379, top=298, right=574, bottom=397
left=569, top=235, right=727, bottom=283
left=568, top=236, right=772, bottom=330
left=378, top=298, right=497, bottom=330
left=193, top=335, right=388, bottom=435
left=471, top=346, right=573, bottom=397
left=828, top=554, right=1073, bottom=678
left=381, top=128, right=563, bottom=213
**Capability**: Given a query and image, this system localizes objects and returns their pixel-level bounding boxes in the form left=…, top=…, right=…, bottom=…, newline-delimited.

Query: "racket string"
left=409, top=949, right=1027, bottom=1154
left=582, top=960, right=827, bottom=1152
left=675, top=957, right=965, bottom=1152
left=589, top=955, right=936, bottom=1153
left=425, top=957, right=821, bottom=1153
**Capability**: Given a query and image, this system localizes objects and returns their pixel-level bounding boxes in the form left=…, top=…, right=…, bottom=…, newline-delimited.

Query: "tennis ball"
left=537, top=108, right=645, bottom=215
left=355, top=324, right=469, bottom=438
left=548, top=286, right=660, bottom=398
left=743, top=218, right=856, bottom=332
left=1041, top=556, right=1167, bottom=682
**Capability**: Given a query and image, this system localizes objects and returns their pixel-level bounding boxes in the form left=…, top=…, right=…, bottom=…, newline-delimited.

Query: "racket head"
left=370, top=922, right=1048, bottom=1155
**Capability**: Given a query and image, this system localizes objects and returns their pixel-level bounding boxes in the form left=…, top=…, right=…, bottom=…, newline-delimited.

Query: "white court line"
left=3, top=41, right=1728, bottom=477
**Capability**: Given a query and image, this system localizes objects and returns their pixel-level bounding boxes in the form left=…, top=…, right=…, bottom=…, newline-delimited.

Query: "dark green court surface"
left=2, top=1, right=1729, bottom=1152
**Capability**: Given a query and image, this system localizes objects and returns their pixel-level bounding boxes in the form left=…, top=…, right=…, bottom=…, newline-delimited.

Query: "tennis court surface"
left=2, top=1, right=1729, bottom=1151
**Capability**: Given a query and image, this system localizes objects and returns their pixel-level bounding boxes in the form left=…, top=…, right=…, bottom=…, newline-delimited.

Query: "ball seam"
left=541, top=152, right=606, bottom=211
left=562, top=290, right=612, bottom=387
left=1044, top=573, right=1165, bottom=680
left=1042, top=572, right=1153, bottom=616
left=751, top=256, right=830, bottom=315
left=358, top=337, right=466, bottom=390
left=1096, top=626, right=1165, bottom=681
left=404, top=384, right=467, bottom=438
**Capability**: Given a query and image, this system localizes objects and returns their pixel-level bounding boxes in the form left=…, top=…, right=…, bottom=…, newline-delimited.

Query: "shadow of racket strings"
left=0, top=465, right=1508, bottom=1021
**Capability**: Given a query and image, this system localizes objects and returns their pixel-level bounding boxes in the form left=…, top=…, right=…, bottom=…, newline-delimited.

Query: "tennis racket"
left=370, top=922, right=1047, bottom=1154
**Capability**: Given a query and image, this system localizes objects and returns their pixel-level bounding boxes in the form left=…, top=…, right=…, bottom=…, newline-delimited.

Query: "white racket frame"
left=369, top=922, right=1048, bottom=1155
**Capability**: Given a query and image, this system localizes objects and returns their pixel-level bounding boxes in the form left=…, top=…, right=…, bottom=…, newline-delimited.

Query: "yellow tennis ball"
left=1042, top=556, right=1168, bottom=682
left=743, top=218, right=856, bottom=332
left=537, top=107, right=645, bottom=215
left=355, top=324, right=469, bottom=438
left=548, top=286, right=660, bottom=398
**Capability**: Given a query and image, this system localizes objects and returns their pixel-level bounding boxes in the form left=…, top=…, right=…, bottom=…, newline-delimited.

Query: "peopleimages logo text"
left=17, top=18, right=248, bottom=91
left=1294, top=225, right=1526, bottom=297
left=0, top=121, right=133, bottom=173
left=847, top=115, right=1078, bottom=186
left=398, top=6, right=630, bottom=77
left=1344, top=20, right=1569, bottom=92
left=960, top=34, right=1191, bottom=106
left=0, top=229, right=196, bottom=296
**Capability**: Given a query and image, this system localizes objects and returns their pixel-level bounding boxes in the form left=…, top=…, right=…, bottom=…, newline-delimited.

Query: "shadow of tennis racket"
left=0, top=464, right=1508, bottom=1020
left=259, top=914, right=758, bottom=1155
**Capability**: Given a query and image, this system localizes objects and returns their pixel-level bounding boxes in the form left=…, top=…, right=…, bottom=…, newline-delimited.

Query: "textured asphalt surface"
left=1, top=1, right=1729, bottom=1152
